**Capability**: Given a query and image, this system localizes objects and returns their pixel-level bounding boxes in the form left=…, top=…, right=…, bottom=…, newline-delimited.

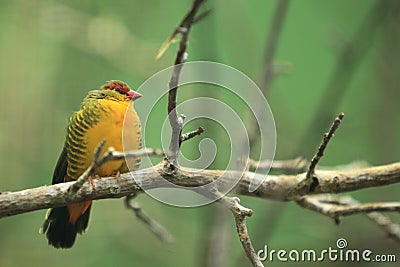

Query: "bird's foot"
left=111, top=170, right=120, bottom=178
left=89, top=175, right=99, bottom=190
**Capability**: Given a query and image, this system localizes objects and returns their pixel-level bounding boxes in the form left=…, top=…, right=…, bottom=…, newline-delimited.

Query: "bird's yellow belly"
left=81, top=102, right=141, bottom=177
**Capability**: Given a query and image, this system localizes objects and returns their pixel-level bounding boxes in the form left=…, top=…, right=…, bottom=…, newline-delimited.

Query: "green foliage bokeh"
left=0, top=0, right=398, bottom=266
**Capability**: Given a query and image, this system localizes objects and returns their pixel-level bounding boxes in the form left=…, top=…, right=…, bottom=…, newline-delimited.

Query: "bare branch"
left=298, top=195, right=400, bottom=218
left=329, top=202, right=400, bottom=216
left=288, top=113, right=345, bottom=198
left=125, top=193, right=173, bottom=243
left=306, top=112, right=345, bottom=179
left=1, top=161, right=400, bottom=217
left=163, top=0, right=206, bottom=166
left=192, top=9, right=212, bottom=24
left=344, top=197, right=400, bottom=242
left=164, top=182, right=261, bottom=267
left=155, top=2, right=209, bottom=60
left=181, top=127, right=205, bottom=143
left=0, top=162, right=400, bottom=218
left=365, top=212, right=400, bottom=243
left=208, top=192, right=262, bottom=267
left=297, top=195, right=400, bottom=243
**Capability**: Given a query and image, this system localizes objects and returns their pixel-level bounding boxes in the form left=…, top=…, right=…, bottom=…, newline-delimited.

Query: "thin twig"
left=155, top=2, right=209, bottom=60
left=197, top=186, right=263, bottom=267
left=192, top=9, right=212, bottom=24
left=336, top=203, right=400, bottom=215
left=125, top=193, right=173, bottom=243
left=162, top=0, right=206, bottom=166
left=288, top=113, right=345, bottom=198
left=297, top=195, right=400, bottom=243
left=68, top=141, right=164, bottom=195
left=306, top=112, right=345, bottom=179
left=298, top=195, right=400, bottom=218
left=365, top=212, right=400, bottom=243
left=180, top=127, right=204, bottom=143
left=339, top=196, right=400, bottom=242
left=218, top=196, right=263, bottom=267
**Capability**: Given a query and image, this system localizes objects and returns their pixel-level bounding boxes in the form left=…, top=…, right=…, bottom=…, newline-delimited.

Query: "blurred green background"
left=0, top=0, right=399, bottom=266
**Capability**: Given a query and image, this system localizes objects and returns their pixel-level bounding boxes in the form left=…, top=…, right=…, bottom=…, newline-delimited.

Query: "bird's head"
left=99, top=80, right=142, bottom=101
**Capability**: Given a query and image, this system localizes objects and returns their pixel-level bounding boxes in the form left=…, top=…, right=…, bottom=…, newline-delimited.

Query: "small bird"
left=40, top=80, right=142, bottom=248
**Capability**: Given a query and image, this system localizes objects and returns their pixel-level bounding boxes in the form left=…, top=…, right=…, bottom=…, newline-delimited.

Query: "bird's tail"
left=40, top=201, right=92, bottom=248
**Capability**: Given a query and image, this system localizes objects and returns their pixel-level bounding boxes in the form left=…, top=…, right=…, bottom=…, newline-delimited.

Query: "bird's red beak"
left=127, top=90, right=142, bottom=100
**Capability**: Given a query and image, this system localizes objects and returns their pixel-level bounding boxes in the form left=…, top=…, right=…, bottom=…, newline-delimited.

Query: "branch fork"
left=291, top=112, right=345, bottom=198
left=160, top=0, right=207, bottom=167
